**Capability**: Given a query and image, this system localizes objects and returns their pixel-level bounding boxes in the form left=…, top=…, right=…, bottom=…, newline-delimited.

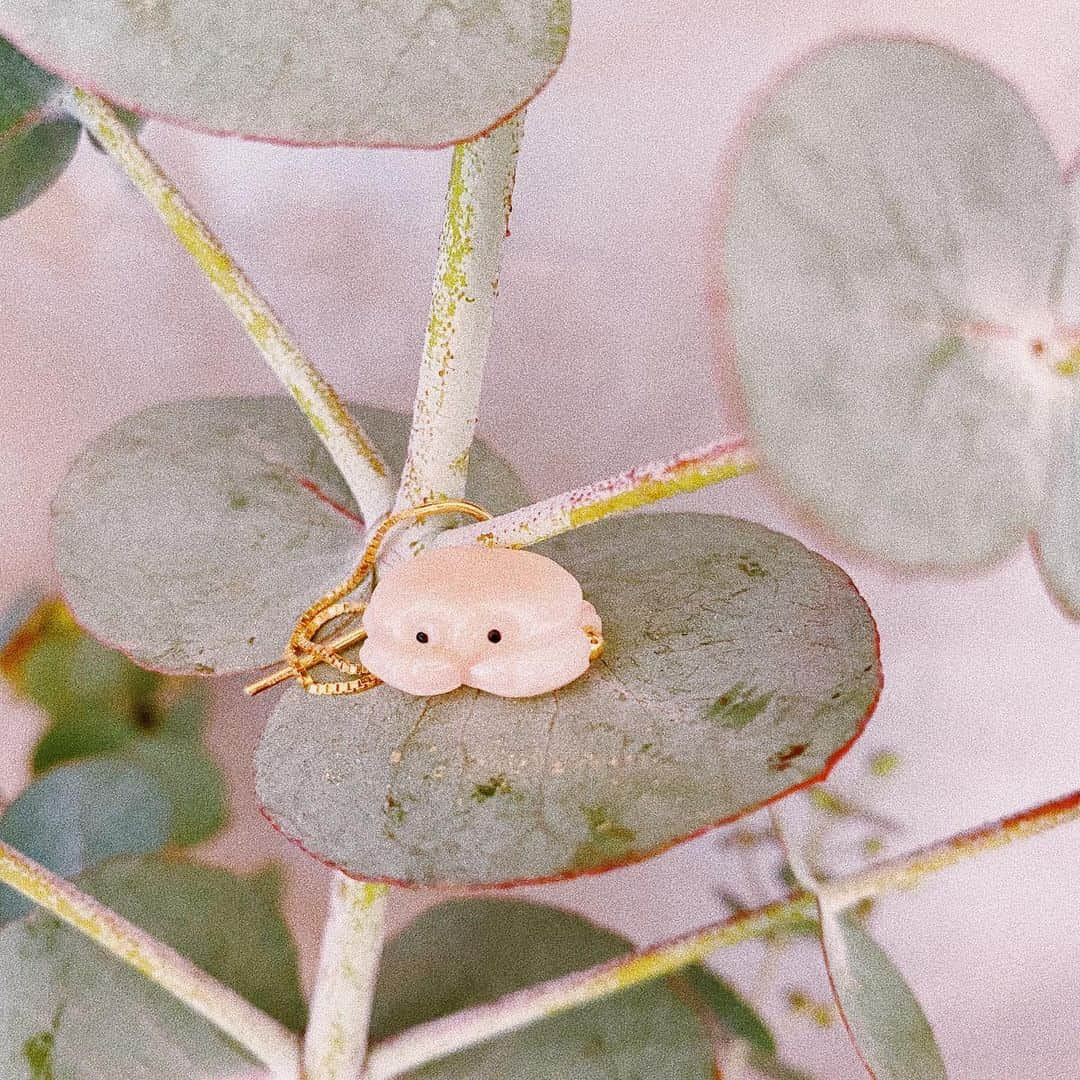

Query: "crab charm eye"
left=359, top=547, right=601, bottom=698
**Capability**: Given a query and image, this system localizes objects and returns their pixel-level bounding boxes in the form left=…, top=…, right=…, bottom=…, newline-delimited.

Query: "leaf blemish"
left=768, top=743, right=808, bottom=772
left=737, top=556, right=767, bottom=578
left=708, top=683, right=773, bottom=728
left=471, top=775, right=512, bottom=802
left=572, top=805, right=637, bottom=869
left=23, top=1031, right=56, bottom=1080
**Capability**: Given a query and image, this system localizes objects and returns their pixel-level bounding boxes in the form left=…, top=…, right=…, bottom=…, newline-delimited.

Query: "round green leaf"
left=52, top=397, right=529, bottom=676
left=0, top=35, right=80, bottom=219
left=256, top=512, right=881, bottom=887
left=720, top=39, right=1070, bottom=570
left=370, top=898, right=715, bottom=1079
left=820, top=910, right=946, bottom=1080
left=0, top=856, right=306, bottom=1079
left=0, top=759, right=171, bottom=922
left=0, top=1, right=569, bottom=148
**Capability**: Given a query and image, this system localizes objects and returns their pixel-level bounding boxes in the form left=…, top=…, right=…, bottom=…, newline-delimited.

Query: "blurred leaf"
left=868, top=752, right=902, bottom=779
left=720, top=38, right=1072, bottom=571
left=53, top=398, right=530, bottom=676
left=0, top=759, right=171, bottom=921
left=0, top=34, right=80, bottom=220
left=0, top=1, right=569, bottom=148
left=0, top=855, right=305, bottom=1077
left=747, top=1053, right=817, bottom=1080
left=257, top=512, right=881, bottom=887
left=808, top=788, right=853, bottom=817
left=370, top=898, right=715, bottom=1079
left=122, top=735, right=227, bottom=847
left=1, top=600, right=227, bottom=846
left=674, top=962, right=775, bottom=1055
left=1034, top=391, right=1080, bottom=616
left=819, top=908, right=946, bottom=1080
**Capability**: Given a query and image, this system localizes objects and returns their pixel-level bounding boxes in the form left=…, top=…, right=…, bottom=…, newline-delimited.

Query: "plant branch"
left=64, top=88, right=394, bottom=521
left=394, top=112, right=524, bottom=515
left=0, top=840, right=300, bottom=1078
left=303, top=878, right=389, bottom=1080
left=301, top=107, right=522, bottom=1080
left=362, top=785, right=1080, bottom=1079
left=433, top=437, right=756, bottom=550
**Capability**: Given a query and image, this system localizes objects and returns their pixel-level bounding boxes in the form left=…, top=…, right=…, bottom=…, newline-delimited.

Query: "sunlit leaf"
left=0, top=35, right=80, bottom=220
left=0, top=1, right=570, bottom=148
left=0, top=759, right=171, bottom=922
left=370, top=898, right=715, bottom=1079
left=819, top=907, right=946, bottom=1080
left=53, top=398, right=529, bottom=676
left=720, top=39, right=1073, bottom=570
left=0, top=856, right=306, bottom=1079
left=256, top=512, right=880, bottom=886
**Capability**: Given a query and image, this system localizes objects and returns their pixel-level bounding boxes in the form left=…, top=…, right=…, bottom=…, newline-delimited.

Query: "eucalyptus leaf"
left=256, top=512, right=880, bottom=886
left=0, top=0, right=569, bottom=148
left=370, top=898, right=715, bottom=1079
left=1035, top=395, right=1080, bottom=616
left=53, top=398, right=529, bottom=676
left=0, top=35, right=80, bottom=220
left=0, top=856, right=306, bottom=1080
left=1, top=601, right=228, bottom=846
left=818, top=908, right=947, bottom=1080
left=673, top=963, right=774, bottom=1055
left=83, top=857, right=307, bottom=1032
left=721, top=39, right=1071, bottom=569
left=0, top=759, right=171, bottom=922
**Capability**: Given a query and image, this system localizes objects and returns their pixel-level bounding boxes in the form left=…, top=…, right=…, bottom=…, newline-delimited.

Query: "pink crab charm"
left=358, top=546, right=601, bottom=698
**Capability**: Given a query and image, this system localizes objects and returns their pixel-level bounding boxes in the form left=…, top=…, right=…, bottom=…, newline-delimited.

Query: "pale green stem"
left=64, top=88, right=394, bottom=521
left=433, top=438, right=756, bottom=550
left=303, top=878, right=390, bottom=1080
left=392, top=113, right=524, bottom=523
left=0, top=840, right=301, bottom=1078
left=362, top=784, right=1080, bottom=1079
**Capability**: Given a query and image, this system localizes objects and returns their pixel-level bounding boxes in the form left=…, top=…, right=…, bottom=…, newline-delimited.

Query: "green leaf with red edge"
left=369, top=898, right=715, bottom=1079
left=819, top=907, right=946, bottom=1080
left=0, top=34, right=80, bottom=220
left=0, top=0, right=569, bottom=148
left=255, top=511, right=881, bottom=887
left=52, top=398, right=529, bottom=676
left=0, top=856, right=306, bottom=1078
left=718, top=38, right=1076, bottom=575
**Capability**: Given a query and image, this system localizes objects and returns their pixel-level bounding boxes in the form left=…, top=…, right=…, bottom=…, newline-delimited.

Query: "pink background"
left=2, top=2, right=1080, bottom=1076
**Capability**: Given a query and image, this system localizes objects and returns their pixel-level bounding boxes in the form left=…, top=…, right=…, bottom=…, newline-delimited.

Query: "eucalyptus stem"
left=434, top=437, right=756, bottom=549
left=303, top=878, right=390, bottom=1080
left=64, top=88, right=394, bottom=521
left=0, top=840, right=301, bottom=1078
left=362, top=784, right=1080, bottom=1079
left=393, top=112, right=524, bottom=515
